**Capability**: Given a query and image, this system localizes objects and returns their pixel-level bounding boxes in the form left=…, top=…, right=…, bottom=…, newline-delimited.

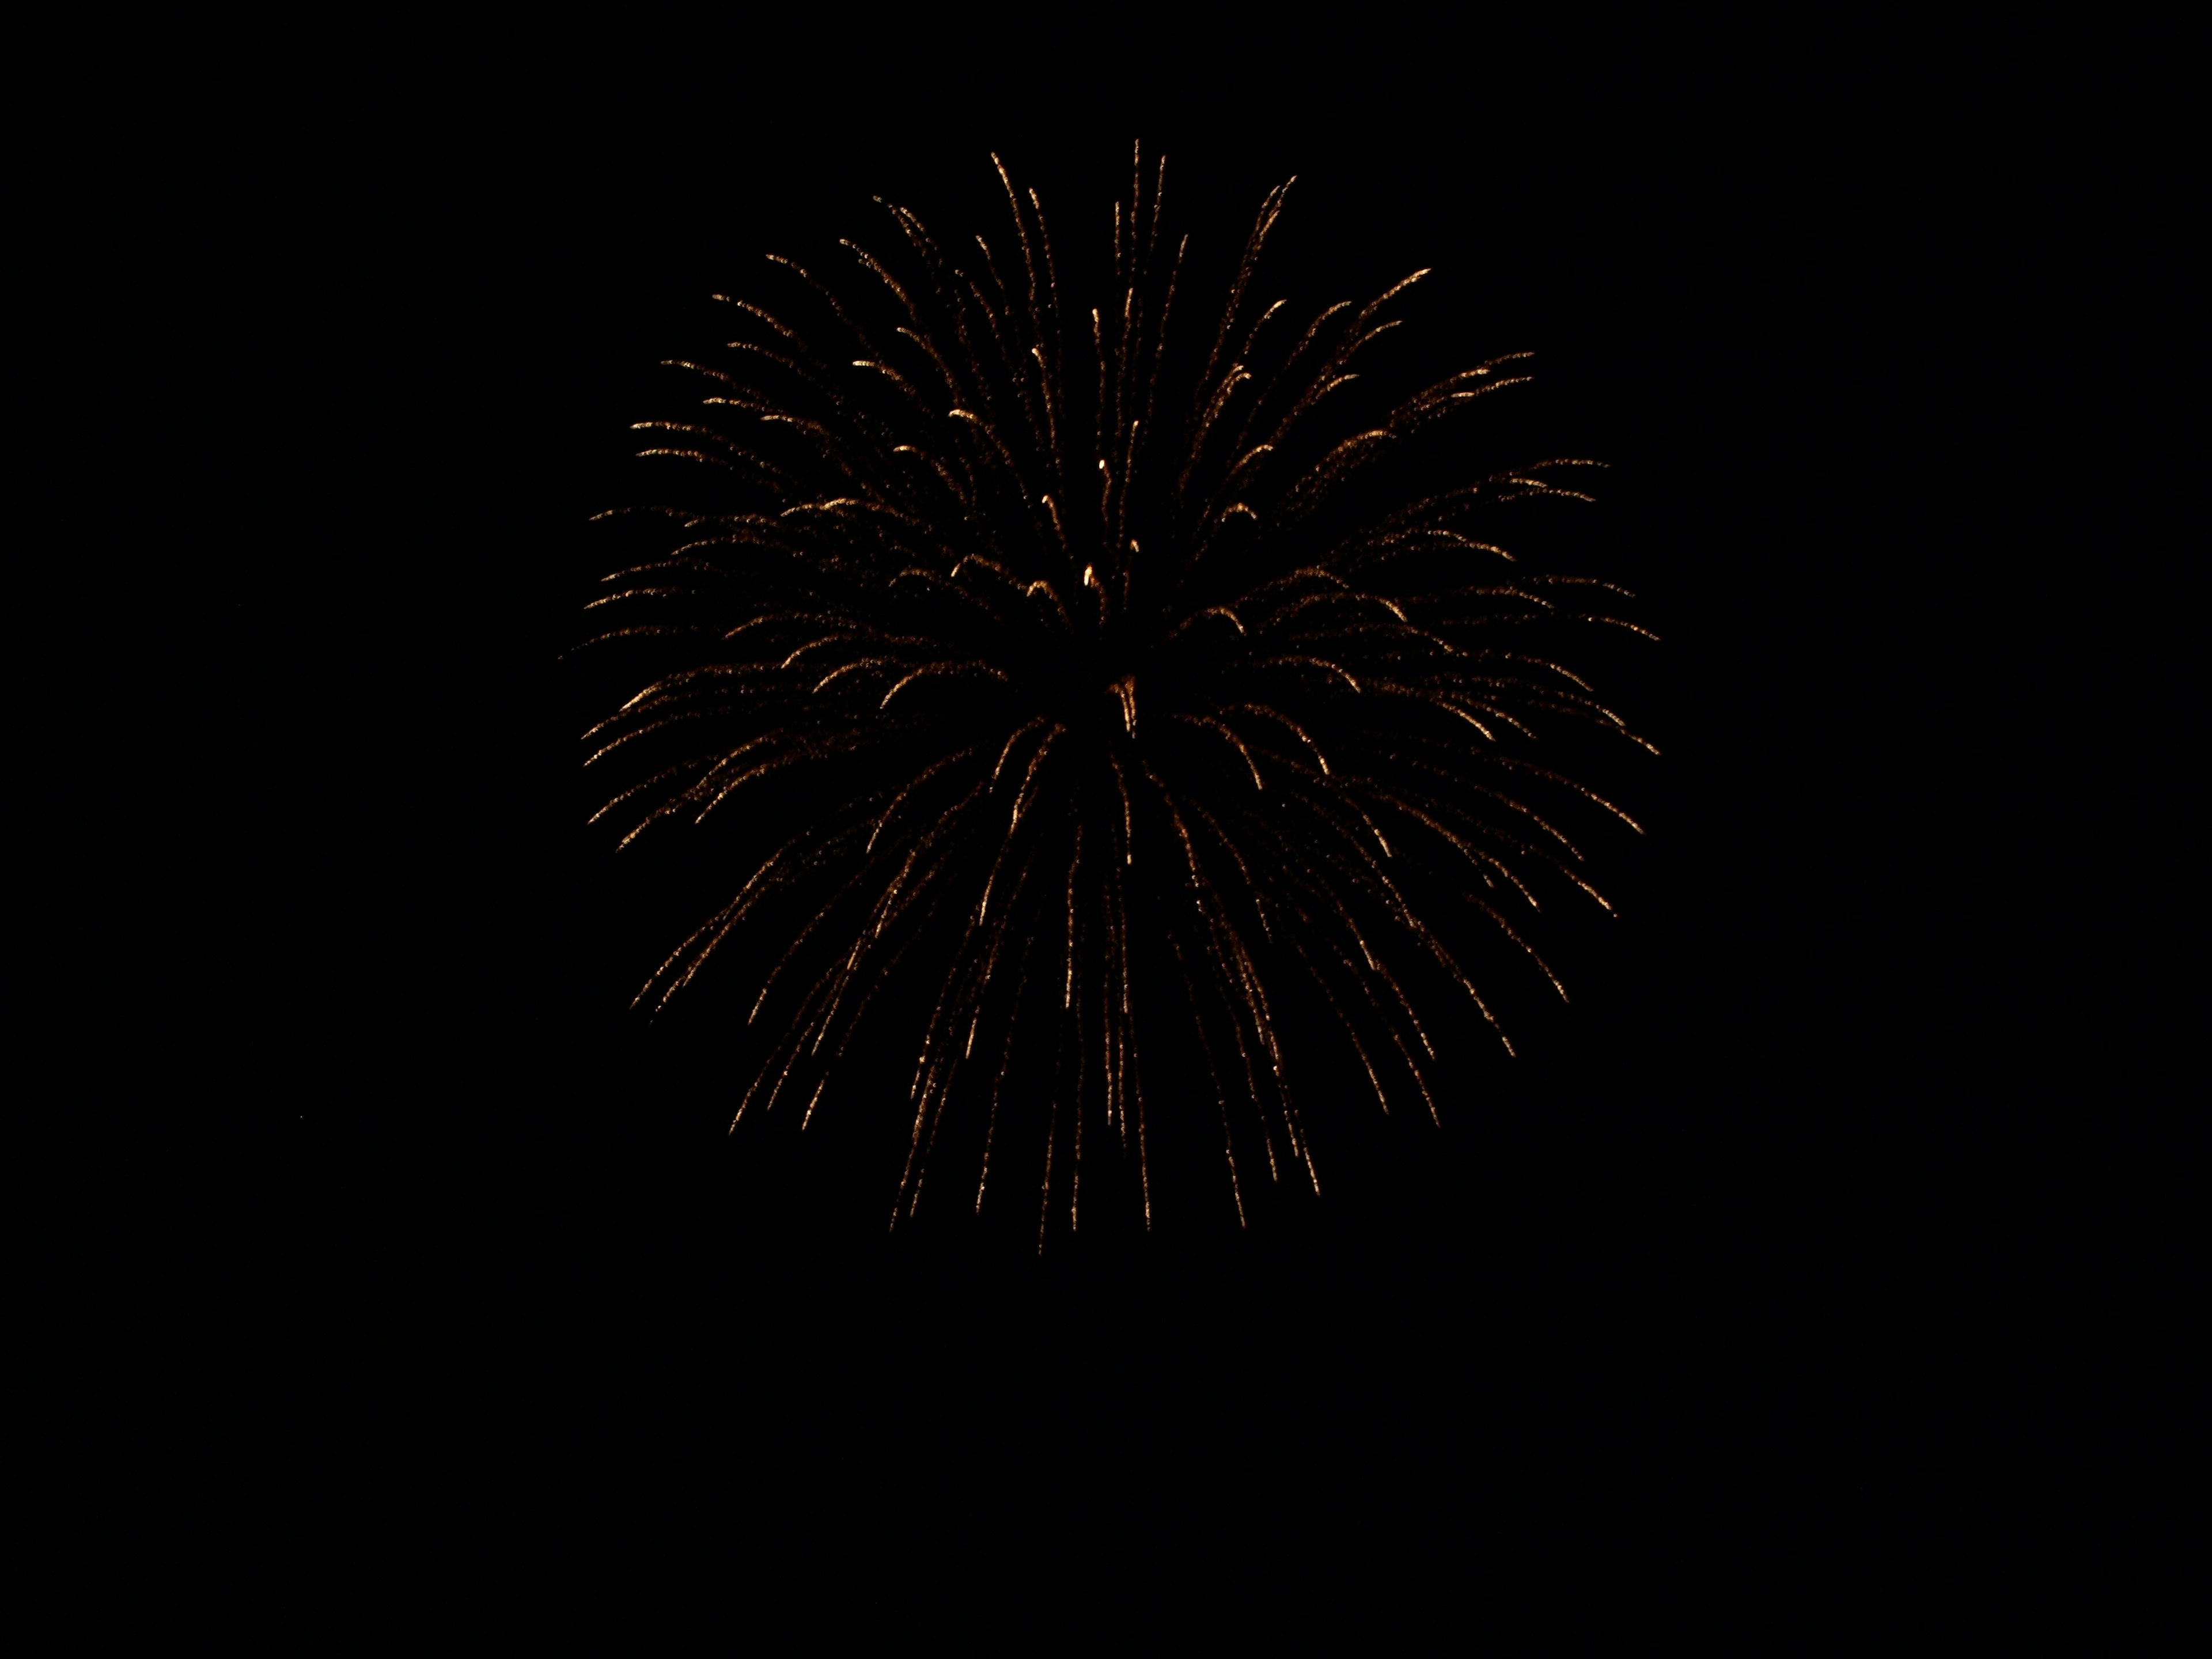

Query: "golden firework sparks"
left=584, top=146, right=1655, bottom=1241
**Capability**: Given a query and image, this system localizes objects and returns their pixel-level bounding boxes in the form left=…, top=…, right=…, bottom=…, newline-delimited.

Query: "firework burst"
left=583, top=147, right=1656, bottom=1240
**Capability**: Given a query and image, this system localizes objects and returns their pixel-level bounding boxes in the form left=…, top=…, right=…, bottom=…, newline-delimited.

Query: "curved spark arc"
left=588, top=146, right=1654, bottom=1240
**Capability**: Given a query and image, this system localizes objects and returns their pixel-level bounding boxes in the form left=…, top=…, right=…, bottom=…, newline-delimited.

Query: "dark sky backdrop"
left=47, top=19, right=2185, bottom=1630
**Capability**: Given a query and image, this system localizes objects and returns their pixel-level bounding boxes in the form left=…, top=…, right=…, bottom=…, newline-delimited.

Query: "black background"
left=39, top=17, right=2189, bottom=1637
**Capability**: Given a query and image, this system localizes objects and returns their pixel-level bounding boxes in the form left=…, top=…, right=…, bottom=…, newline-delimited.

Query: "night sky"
left=44, top=21, right=2181, bottom=1637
